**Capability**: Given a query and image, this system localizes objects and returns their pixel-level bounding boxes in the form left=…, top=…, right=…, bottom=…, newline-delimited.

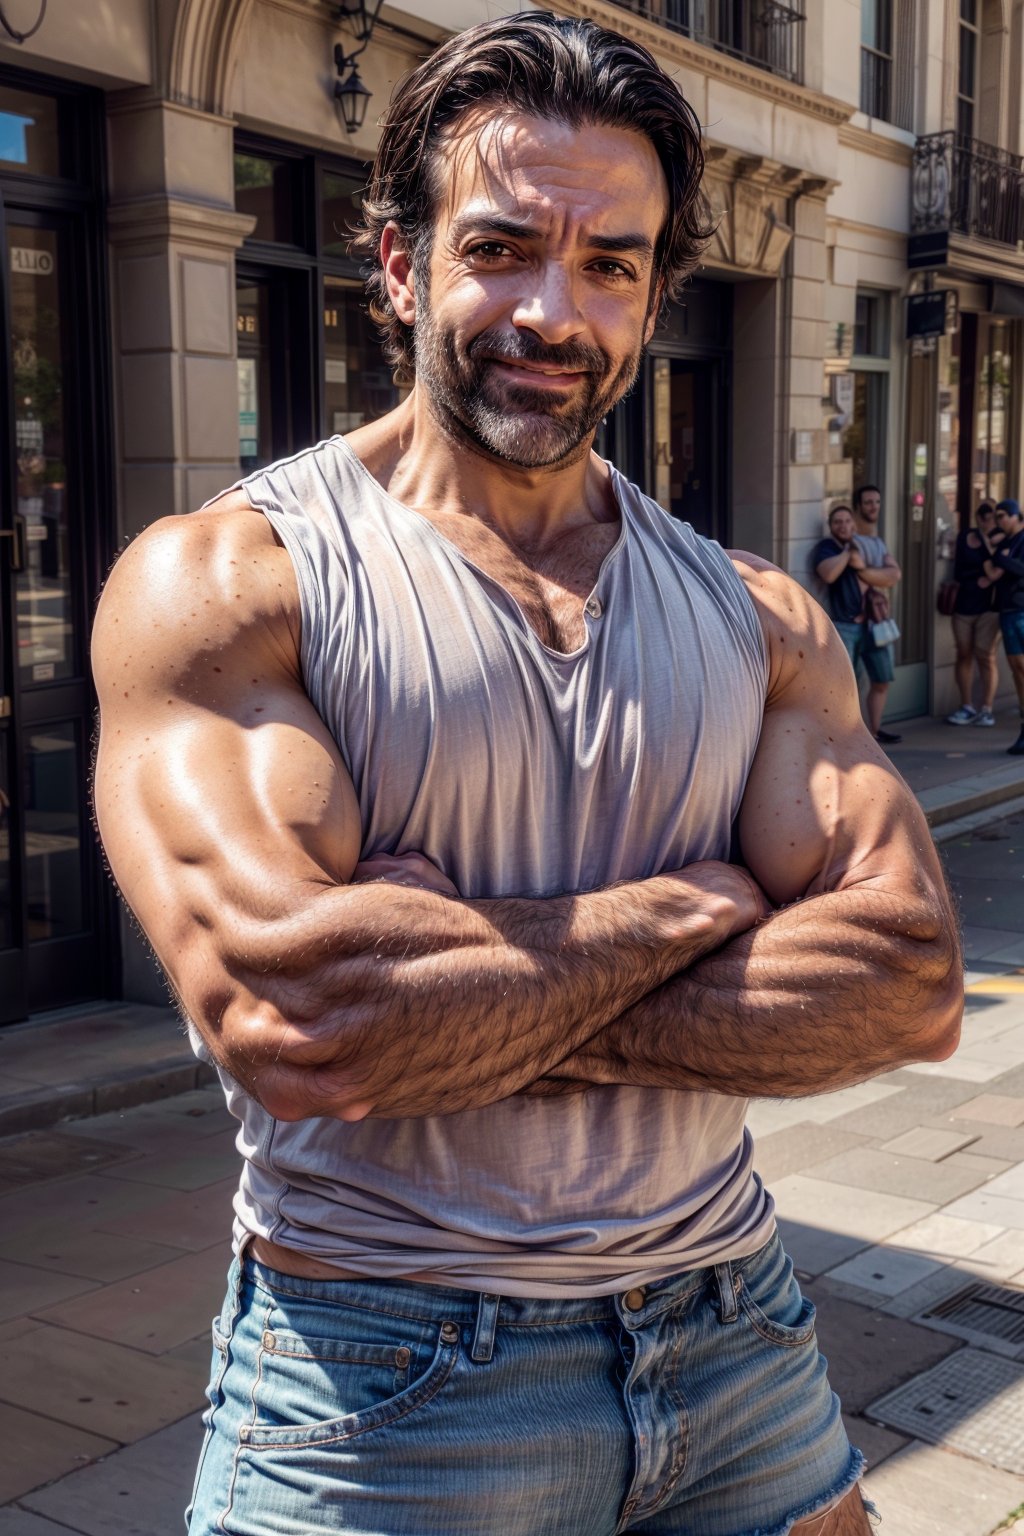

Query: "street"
left=2, top=807, right=1024, bottom=1534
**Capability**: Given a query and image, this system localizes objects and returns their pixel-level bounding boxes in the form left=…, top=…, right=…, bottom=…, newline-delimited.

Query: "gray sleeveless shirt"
left=199, top=435, right=776, bottom=1297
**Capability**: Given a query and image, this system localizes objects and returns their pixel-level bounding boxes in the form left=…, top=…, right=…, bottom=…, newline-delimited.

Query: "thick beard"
left=413, top=301, right=643, bottom=471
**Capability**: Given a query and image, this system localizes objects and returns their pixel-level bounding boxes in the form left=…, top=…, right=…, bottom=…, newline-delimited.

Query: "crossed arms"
left=92, top=501, right=961, bottom=1122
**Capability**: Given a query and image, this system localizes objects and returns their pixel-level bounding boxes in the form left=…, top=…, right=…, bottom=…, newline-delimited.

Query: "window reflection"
left=0, top=87, right=60, bottom=176
left=12, top=225, right=73, bottom=686
left=26, top=721, right=83, bottom=941
left=323, top=277, right=397, bottom=434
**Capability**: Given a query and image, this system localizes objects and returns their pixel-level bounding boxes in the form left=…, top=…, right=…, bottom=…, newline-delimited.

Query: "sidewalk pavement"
left=1, top=724, right=1024, bottom=1532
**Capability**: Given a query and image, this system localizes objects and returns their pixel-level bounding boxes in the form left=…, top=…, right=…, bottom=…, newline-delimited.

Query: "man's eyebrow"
left=448, top=212, right=654, bottom=259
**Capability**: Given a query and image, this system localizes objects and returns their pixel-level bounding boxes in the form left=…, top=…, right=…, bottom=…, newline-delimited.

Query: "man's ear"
left=643, top=277, right=665, bottom=347
left=381, top=222, right=417, bottom=326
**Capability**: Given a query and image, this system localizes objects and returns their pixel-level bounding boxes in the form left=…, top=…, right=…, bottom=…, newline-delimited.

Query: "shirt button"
left=622, top=1288, right=646, bottom=1312
left=585, top=596, right=603, bottom=618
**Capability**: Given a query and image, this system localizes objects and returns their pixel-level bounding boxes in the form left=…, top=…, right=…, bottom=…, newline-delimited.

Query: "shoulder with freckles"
left=728, top=549, right=841, bottom=700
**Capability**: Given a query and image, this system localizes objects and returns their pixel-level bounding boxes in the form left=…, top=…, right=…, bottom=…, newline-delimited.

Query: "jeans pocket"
left=242, top=1316, right=461, bottom=1449
left=735, top=1244, right=817, bottom=1347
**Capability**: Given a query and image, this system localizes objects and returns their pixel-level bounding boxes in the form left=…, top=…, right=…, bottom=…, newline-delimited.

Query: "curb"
left=920, top=771, right=1024, bottom=829
left=0, top=1057, right=220, bottom=1139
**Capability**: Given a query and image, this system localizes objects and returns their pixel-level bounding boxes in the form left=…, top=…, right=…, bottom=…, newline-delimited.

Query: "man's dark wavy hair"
left=350, top=11, right=713, bottom=382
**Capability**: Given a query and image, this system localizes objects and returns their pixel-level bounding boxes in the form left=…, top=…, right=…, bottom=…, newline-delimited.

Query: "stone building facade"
left=0, top=0, right=1022, bottom=1018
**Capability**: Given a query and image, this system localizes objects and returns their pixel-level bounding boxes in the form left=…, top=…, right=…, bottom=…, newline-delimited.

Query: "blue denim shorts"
left=834, top=620, right=895, bottom=684
left=186, top=1230, right=863, bottom=1536
left=1000, top=610, right=1024, bottom=656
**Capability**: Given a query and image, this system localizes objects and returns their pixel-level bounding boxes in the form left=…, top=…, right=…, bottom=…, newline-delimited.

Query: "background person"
left=946, top=500, right=1001, bottom=726
left=851, top=482, right=902, bottom=745
left=985, top=498, right=1024, bottom=755
left=813, top=503, right=900, bottom=746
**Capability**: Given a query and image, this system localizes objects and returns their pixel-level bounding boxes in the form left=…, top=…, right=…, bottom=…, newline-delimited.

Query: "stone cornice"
left=108, top=196, right=256, bottom=252
left=838, top=121, right=914, bottom=167
left=944, top=232, right=1024, bottom=288
left=551, top=0, right=854, bottom=125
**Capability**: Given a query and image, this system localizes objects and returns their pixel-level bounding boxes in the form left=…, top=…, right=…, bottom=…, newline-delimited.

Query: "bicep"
left=92, top=515, right=362, bottom=1000
left=735, top=565, right=937, bottom=908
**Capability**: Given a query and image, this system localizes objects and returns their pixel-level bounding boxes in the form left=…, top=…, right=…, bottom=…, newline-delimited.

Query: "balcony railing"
left=609, top=0, right=806, bottom=86
left=912, top=131, right=1024, bottom=254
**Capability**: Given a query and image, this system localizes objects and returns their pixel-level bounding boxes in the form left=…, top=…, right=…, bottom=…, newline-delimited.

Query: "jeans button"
left=440, top=1321, right=459, bottom=1344
left=622, top=1287, right=646, bottom=1312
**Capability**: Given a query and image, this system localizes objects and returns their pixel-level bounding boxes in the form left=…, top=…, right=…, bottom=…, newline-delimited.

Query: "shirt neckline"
left=331, top=434, right=630, bottom=663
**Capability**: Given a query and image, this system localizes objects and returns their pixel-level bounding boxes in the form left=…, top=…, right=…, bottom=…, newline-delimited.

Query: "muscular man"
left=93, top=16, right=961, bottom=1535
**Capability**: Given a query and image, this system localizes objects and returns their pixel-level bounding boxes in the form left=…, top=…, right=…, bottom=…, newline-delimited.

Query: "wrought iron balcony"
left=608, top=0, right=805, bottom=86
left=910, top=130, right=1024, bottom=266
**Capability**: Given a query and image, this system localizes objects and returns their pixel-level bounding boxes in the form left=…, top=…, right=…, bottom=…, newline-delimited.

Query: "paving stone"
left=943, top=1150, right=1013, bottom=1179
left=902, top=1057, right=1007, bottom=1083
left=888, top=1212, right=1005, bottom=1259
left=862, top=1442, right=1024, bottom=1536
left=0, top=1227, right=183, bottom=1284
left=751, top=1121, right=870, bottom=1184
left=943, top=1190, right=1024, bottom=1230
left=93, top=1129, right=240, bottom=1192
left=841, top=1413, right=908, bottom=1472
left=0, top=1175, right=163, bottom=1249
left=0, top=1401, right=117, bottom=1505
left=0, top=1259, right=97, bottom=1324
left=879, top=1126, right=979, bottom=1161
left=828, top=1079, right=980, bottom=1139
left=0, top=1323, right=205, bottom=1443
left=986, top=1066, right=1024, bottom=1098
left=825, top=1245, right=947, bottom=1298
left=969, top=1230, right=1024, bottom=1281
left=23, top=1412, right=204, bottom=1536
left=0, top=1131, right=136, bottom=1188
left=960, top=925, right=1024, bottom=961
left=806, top=1146, right=993, bottom=1205
left=773, top=1175, right=936, bottom=1277
left=34, top=1243, right=230, bottom=1355
left=806, top=1288, right=962, bottom=1414
left=982, top=1163, right=1024, bottom=1200
left=94, top=1175, right=237, bottom=1252
left=0, top=1512, right=82, bottom=1535
left=163, top=1330, right=216, bottom=1373
left=927, top=1120, right=1024, bottom=1163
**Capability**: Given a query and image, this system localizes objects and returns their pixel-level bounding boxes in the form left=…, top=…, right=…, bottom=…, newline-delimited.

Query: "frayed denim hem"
left=739, top=1447, right=869, bottom=1535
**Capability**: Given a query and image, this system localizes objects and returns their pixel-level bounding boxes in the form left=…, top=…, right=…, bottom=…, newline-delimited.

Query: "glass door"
left=648, top=355, right=727, bottom=542
left=0, top=205, right=106, bottom=1020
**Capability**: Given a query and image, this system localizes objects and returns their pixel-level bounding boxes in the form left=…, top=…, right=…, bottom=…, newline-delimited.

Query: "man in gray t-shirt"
left=853, top=483, right=902, bottom=744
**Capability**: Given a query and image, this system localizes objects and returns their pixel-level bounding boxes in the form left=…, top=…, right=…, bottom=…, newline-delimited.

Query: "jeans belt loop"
left=715, top=1261, right=739, bottom=1324
left=471, top=1292, right=501, bottom=1362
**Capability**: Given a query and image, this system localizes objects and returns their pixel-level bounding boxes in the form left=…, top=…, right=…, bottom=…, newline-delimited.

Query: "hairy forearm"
left=194, top=862, right=761, bottom=1120
left=530, top=885, right=962, bottom=1099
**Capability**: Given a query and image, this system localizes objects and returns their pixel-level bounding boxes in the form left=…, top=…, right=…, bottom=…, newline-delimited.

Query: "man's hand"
left=846, top=548, right=866, bottom=571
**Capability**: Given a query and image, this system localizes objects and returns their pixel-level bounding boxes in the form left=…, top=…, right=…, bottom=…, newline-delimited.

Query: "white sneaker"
left=974, top=709, right=996, bottom=727
left=946, top=705, right=978, bottom=725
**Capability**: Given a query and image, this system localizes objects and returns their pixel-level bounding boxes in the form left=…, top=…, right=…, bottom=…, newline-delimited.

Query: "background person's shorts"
left=834, top=620, right=895, bottom=684
left=186, top=1230, right=864, bottom=1536
left=952, top=611, right=1001, bottom=656
left=1001, top=610, right=1024, bottom=656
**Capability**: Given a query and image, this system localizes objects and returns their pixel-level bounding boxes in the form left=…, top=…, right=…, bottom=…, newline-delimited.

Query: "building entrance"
left=0, top=77, right=112, bottom=1024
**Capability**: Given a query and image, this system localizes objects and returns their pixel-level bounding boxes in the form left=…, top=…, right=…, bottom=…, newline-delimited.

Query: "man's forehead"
left=434, top=109, right=667, bottom=232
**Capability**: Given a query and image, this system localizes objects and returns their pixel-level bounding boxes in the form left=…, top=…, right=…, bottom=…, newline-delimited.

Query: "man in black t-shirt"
left=985, top=498, right=1024, bottom=755
left=813, top=503, right=900, bottom=745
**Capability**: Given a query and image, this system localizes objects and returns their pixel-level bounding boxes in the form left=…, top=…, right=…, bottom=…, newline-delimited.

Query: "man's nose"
left=511, top=262, right=585, bottom=344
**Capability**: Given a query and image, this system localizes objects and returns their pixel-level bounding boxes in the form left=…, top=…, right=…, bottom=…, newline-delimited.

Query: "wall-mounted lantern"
left=330, top=0, right=385, bottom=134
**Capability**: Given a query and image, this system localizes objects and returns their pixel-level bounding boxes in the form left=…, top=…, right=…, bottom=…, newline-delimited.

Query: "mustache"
left=467, top=327, right=607, bottom=374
